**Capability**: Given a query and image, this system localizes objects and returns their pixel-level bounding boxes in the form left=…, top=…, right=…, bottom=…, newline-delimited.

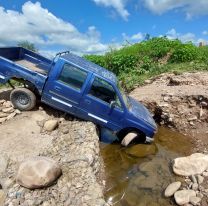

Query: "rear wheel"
left=10, top=88, right=36, bottom=111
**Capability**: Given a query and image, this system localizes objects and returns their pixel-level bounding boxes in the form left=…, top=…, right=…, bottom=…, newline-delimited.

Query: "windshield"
left=117, top=83, right=131, bottom=109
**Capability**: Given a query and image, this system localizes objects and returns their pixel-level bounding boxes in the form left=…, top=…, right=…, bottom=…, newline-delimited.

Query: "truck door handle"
left=54, top=86, right=61, bottom=91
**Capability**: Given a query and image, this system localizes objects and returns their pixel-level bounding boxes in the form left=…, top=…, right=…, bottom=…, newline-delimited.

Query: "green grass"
left=85, top=37, right=208, bottom=92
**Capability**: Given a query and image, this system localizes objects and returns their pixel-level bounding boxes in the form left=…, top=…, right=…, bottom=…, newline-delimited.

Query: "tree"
left=17, top=41, right=38, bottom=52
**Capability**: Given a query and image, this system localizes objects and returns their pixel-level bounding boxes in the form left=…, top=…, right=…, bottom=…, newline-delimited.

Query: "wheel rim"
left=17, top=94, right=30, bottom=105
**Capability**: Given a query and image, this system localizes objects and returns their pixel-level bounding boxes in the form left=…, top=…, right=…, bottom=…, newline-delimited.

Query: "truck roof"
left=61, top=53, right=117, bottom=83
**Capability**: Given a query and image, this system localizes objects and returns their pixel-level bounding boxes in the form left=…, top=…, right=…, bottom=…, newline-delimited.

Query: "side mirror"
left=110, top=100, right=117, bottom=108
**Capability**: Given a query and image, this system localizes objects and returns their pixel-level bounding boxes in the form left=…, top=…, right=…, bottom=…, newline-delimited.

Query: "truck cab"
left=41, top=53, right=157, bottom=144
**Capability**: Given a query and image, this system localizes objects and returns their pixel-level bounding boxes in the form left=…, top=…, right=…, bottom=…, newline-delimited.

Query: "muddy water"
left=100, top=127, right=193, bottom=206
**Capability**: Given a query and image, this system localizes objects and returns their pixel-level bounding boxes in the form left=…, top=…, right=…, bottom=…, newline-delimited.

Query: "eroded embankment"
left=0, top=92, right=108, bottom=206
left=131, top=72, right=208, bottom=152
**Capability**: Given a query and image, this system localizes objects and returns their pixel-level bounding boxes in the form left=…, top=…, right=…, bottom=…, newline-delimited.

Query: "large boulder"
left=16, top=156, right=62, bottom=189
left=174, top=190, right=196, bottom=206
left=173, top=153, right=208, bottom=176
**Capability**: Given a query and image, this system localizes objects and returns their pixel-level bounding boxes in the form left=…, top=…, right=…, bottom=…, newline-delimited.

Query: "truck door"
left=42, top=62, right=89, bottom=114
left=79, top=76, right=124, bottom=131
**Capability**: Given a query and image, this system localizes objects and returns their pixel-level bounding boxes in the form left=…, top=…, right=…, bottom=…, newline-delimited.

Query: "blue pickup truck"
left=0, top=47, right=157, bottom=145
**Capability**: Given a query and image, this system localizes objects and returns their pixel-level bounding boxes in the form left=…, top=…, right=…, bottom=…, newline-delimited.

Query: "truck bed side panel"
left=0, top=57, right=47, bottom=94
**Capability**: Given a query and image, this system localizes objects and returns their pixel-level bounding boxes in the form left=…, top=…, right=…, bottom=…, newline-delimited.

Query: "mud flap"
left=121, top=132, right=138, bottom=146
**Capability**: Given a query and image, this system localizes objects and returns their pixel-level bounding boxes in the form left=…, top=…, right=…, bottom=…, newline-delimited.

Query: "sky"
left=0, top=0, right=207, bottom=57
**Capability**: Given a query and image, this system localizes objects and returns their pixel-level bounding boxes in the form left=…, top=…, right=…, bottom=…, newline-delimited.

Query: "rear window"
left=58, top=64, right=88, bottom=90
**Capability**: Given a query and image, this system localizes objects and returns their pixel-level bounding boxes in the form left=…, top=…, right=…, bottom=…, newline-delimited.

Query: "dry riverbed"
left=0, top=89, right=107, bottom=206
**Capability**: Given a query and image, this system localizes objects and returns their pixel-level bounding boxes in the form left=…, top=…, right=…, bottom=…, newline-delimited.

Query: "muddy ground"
left=131, top=71, right=208, bottom=153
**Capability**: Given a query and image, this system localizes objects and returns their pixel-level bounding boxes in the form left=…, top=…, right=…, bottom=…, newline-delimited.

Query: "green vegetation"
left=17, top=41, right=38, bottom=52
left=85, top=37, right=208, bottom=91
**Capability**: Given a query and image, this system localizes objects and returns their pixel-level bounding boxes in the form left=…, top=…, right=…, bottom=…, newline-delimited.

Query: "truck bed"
left=0, top=47, right=52, bottom=76
left=14, top=59, right=48, bottom=75
left=0, top=47, right=52, bottom=94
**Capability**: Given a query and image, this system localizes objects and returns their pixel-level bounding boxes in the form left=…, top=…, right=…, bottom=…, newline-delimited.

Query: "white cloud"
left=92, top=0, right=129, bottom=20
left=131, top=32, right=144, bottom=40
left=122, top=32, right=144, bottom=42
left=143, top=0, right=208, bottom=19
left=0, top=1, right=109, bottom=55
left=202, top=31, right=208, bottom=35
left=166, top=28, right=196, bottom=42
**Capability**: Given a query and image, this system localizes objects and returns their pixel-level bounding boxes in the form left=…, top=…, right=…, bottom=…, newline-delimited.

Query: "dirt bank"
left=130, top=71, right=208, bottom=152
left=0, top=89, right=107, bottom=206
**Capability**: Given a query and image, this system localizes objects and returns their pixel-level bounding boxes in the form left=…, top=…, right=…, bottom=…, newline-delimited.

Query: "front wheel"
left=10, top=88, right=36, bottom=111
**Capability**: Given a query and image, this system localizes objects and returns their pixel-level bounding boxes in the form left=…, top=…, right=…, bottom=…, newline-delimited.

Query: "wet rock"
left=196, top=175, right=204, bottom=185
left=16, top=156, right=62, bottom=189
left=189, top=196, right=201, bottom=206
left=164, top=181, right=181, bottom=197
left=174, top=190, right=196, bottom=205
left=44, top=120, right=58, bottom=132
left=173, top=153, right=208, bottom=176
left=126, top=144, right=157, bottom=158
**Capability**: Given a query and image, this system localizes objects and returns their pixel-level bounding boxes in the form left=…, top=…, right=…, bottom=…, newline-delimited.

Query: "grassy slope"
left=85, top=37, right=208, bottom=91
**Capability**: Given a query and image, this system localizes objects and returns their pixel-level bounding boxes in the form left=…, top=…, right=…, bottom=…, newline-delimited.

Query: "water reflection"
left=100, top=127, right=193, bottom=206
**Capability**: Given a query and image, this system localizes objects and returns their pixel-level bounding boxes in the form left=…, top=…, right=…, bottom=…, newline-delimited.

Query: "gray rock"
left=190, top=175, right=197, bottom=183
left=6, top=112, right=16, bottom=120
left=16, top=156, right=62, bottom=189
left=164, top=181, right=181, bottom=197
left=192, top=183, right=198, bottom=191
left=0, top=118, right=6, bottom=123
left=3, top=101, right=12, bottom=108
left=190, top=196, right=201, bottom=206
left=0, top=154, right=9, bottom=176
left=44, top=120, right=58, bottom=132
left=173, top=153, right=208, bottom=176
left=174, top=190, right=196, bottom=206
left=2, top=107, right=14, bottom=113
left=202, top=171, right=208, bottom=177
left=0, top=190, right=5, bottom=206
left=0, top=113, right=7, bottom=118
left=196, top=175, right=204, bottom=185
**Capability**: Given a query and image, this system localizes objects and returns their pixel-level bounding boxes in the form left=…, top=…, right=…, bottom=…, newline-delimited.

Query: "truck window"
left=58, top=64, right=88, bottom=90
left=89, top=77, right=122, bottom=108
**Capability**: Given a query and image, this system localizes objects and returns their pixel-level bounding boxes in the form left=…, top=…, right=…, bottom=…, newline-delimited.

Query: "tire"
left=10, top=88, right=36, bottom=111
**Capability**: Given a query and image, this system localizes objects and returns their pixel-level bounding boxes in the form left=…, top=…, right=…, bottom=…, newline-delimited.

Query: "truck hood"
left=128, top=97, right=157, bottom=129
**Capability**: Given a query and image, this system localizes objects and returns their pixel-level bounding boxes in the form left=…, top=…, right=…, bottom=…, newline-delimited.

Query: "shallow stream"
left=100, top=127, right=193, bottom=206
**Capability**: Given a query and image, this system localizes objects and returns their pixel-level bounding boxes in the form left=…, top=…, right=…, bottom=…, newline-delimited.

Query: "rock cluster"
left=165, top=153, right=208, bottom=205
left=0, top=100, right=21, bottom=123
left=1, top=113, right=107, bottom=206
